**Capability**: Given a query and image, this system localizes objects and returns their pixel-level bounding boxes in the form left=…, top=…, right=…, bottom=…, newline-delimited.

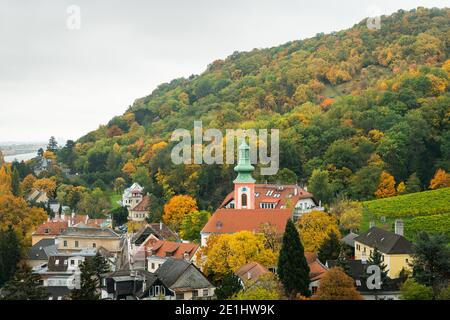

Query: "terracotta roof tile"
left=201, top=208, right=291, bottom=234
left=33, top=221, right=68, bottom=236
left=131, top=195, right=150, bottom=212
left=145, top=240, right=199, bottom=260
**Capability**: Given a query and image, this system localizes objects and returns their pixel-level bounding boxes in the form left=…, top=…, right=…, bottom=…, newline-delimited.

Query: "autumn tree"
left=396, top=181, right=406, bottom=195
left=335, top=200, right=362, bottom=232
left=32, top=178, right=57, bottom=198
left=180, top=210, right=210, bottom=241
left=163, top=195, right=198, bottom=232
left=313, top=267, right=362, bottom=300
left=113, top=177, right=127, bottom=194
left=197, top=231, right=277, bottom=282
left=122, top=161, right=137, bottom=177
left=429, top=169, right=450, bottom=190
left=233, top=273, right=280, bottom=300
left=374, top=171, right=396, bottom=198
left=278, top=219, right=310, bottom=298
left=20, top=174, right=37, bottom=196
left=297, top=210, right=341, bottom=252
left=0, top=165, right=12, bottom=195
left=0, top=263, right=49, bottom=300
left=318, top=231, right=341, bottom=263
left=0, top=150, right=4, bottom=167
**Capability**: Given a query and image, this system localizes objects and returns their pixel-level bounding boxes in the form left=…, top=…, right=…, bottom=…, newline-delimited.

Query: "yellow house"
left=57, top=225, right=122, bottom=253
left=354, top=223, right=413, bottom=279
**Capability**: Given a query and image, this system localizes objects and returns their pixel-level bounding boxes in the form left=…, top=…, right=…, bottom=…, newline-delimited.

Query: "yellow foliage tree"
left=20, top=174, right=37, bottom=196
left=374, top=171, right=396, bottom=198
left=313, top=267, right=363, bottom=300
left=33, top=178, right=57, bottom=197
left=163, top=195, right=198, bottom=231
left=396, top=181, right=406, bottom=195
left=0, top=194, right=47, bottom=246
left=122, top=161, right=137, bottom=177
left=429, top=169, right=450, bottom=190
left=0, top=165, right=12, bottom=195
left=197, top=231, right=277, bottom=281
left=43, top=150, right=56, bottom=161
left=297, top=211, right=341, bottom=252
left=339, top=203, right=363, bottom=232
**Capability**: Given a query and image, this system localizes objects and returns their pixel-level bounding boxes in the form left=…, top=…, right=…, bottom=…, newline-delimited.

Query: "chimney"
left=160, top=221, right=162, bottom=230
left=395, top=219, right=404, bottom=236
left=369, top=221, right=375, bottom=228
left=304, top=185, right=308, bottom=192
left=294, top=187, right=298, bottom=196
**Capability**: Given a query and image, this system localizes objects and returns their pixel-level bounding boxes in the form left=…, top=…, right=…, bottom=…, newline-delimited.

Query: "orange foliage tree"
left=313, top=267, right=363, bottom=300
left=429, top=169, right=450, bottom=190
left=32, top=178, right=57, bottom=197
left=20, top=174, right=37, bottom=196
left=163, top=195, right=198, bottom=232
left=374, top=171, right=396, bottom=198
left=0, top=165, right=12, bottom=195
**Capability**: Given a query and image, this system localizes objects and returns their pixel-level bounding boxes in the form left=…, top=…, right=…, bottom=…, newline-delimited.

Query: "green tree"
left=406, top=172, right=422, bottom=193
left=47, top=136, right=58, bottom=153
left=308, top=169, right=332, bottom=204
left=277, top=219, right=310, bottom=298
left=110, top=206, right=129, bottom=227
left=412, top=232, right=450, bottom=297
left=91, top=252, right=111, bottom=284
left=70, top=258, right=100, bottom=300
left=400, top=279, right=433, bottom=300
left=0, top=263, right=49, bottom=300
left=180, top=210, right=211, bottom=241
left=318, top=231, right=341, bottom=263
left=10, top=168, right=21, bottom=196
left=215, top=273, right=242, bottom=300
left=0, top=225, right=21, bottom=286
left=363, top=248, right=389, bottom=299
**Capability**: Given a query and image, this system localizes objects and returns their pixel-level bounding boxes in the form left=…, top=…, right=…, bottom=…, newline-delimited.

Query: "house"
left=122, top=182, right=144, bottom=207
left=26, top=189, right=49, bottom=205
left=144, top=240, right=199, bottom=273
left=341, top=232, right=359, bottom=248
left=354, top=221, right=413, bottom=279
left=326, top=260, right=405, bottom=300
left=26, top=238, right=58, bottom=268
left=132, top=223, right=179, bottom=248
left=102, top=259, right=215, bottom=300
left=57, top=225, right=122, bottom=254
left=34, top=249, right=99, bottom=300
left=235, top=262, right=269, bottom=287
left=128, top=194, right=150, bottom=222
left=31, top=220, right=68, bottom=245
left=102, top=269, right=159, bottom=300
left=305, top=252, right=328, bottom=294
left=153, top=259, right=215, bottom=300
left=200, top=140, right=323, bottom=246
left=201, top=209, right=291, bottom=246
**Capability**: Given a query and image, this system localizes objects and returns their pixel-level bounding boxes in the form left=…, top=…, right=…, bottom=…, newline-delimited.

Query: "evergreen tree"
left=215, top=273, right=242, bottom=300
left=91, top=252, right=111, bottom=284
left=47, top=136, right=58, bottom=153
left=277, top=219, right=310, bottom=298
left=70, top=258, right=100, bottom=300
left=0, top=225, right=21, bottom=286
left=318, top=231, right=341, bottom=263
left=406, top=173, right=422, bottom=193
left=0, top=263, right=49, bottom=300
left=412, top=232, right=450, bottom=297
left=10, top=167, right=20, bottom=196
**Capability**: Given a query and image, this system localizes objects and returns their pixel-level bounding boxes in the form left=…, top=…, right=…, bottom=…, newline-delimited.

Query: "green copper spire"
left=233, top=140, right=255, bottom=183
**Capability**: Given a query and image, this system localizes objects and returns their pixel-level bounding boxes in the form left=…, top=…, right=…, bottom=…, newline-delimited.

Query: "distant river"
left=4, top=152, right=38, bottom=162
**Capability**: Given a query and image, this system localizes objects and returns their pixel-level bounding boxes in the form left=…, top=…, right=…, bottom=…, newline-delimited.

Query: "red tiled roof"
left=201, top=208, right=291, bottom=234
left=33, top=221, right=68, bottom=236
left=305, top=252, right=328, bottom=281
left=235, top=262, right=269, bottom=282
left=131, top=195, right=150, bottom=212
left=220, top=184, right=316, bottom=209
left=144, top=240, right=199, bottom=260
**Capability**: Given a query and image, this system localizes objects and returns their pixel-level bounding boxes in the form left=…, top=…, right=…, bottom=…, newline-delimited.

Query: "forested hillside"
left=60, top=8, right=450, bottom=216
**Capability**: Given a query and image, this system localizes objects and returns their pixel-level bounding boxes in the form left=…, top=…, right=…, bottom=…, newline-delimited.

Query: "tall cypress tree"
left=278, top=219, right=310, bottom=298
left=70, top=258, right=100, bottom=300
left=0, top=225, right=22, bottom=286
left=11, top=167, right=21, bottom=196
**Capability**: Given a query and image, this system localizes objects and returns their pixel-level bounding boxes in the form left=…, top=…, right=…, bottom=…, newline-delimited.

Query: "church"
left=200, top=140, right=324, bottom=246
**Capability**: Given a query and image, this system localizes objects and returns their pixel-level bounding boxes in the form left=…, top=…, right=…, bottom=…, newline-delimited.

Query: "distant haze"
left=0, top=0, right=448, bottom=143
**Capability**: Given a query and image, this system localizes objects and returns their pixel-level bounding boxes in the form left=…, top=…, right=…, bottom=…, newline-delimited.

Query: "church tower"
left=233, top=140, right=255, bottom=209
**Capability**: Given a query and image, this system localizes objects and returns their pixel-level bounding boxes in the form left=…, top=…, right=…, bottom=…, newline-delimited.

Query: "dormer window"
left=44, top=228, right=50, bottom=234
left=216, top=221, right=223, bottom=229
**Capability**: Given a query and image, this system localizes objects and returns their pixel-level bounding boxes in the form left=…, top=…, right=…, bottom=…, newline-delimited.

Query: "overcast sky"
left=0, top=0, right=447, bottom=143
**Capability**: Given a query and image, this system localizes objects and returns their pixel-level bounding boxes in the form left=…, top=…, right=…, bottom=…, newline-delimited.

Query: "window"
left=241, top=193, right=247, bottom=207
left=55, top=259, right=59, bottom=265
left=64, top=260, right=68, bottom=265
left=405, top=258, right=409, bottom=263
left=63, top=240, right=67, bottom=247
left=151, top=263, right=155, bottom=270
left=154, top=286, right=160, bottom=297
left=92, top=243, right=96, bottom=248
left=44, top=228, right=50, bottom=234
left=193, top=290, right=198, bottom=298
left=176, top=293, right=184, bottom=300
left=75, top=241, right=79, bottom=248
left=203, top=289, right=209, bottom=297
left=70, top=260, right=75, bottom=265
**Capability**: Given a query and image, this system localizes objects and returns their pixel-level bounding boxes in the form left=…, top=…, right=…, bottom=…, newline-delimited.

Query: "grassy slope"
left=361, top=188, right=450, bottom=241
